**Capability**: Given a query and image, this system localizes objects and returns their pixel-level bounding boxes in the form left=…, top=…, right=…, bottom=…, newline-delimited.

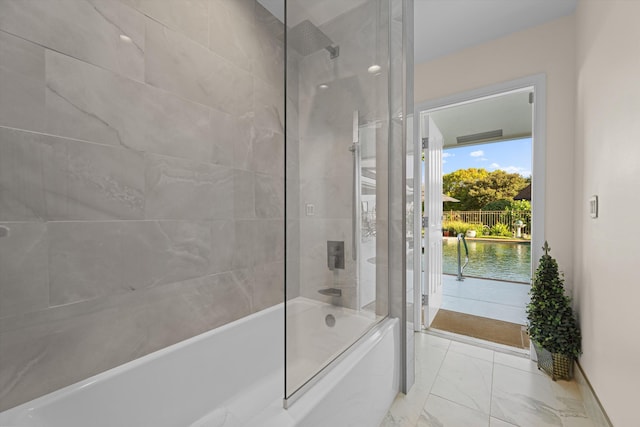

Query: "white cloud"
left=478, top=157, right=488, bottom=161
left=470, top=150, right=484, bottom=157
left=489, top=162, right=531, bottom=176
left=442, top=152, right=454, bottom=158
left=442, top=159, right=447, bottom=164
left=504, top=166, right=532, bottom=176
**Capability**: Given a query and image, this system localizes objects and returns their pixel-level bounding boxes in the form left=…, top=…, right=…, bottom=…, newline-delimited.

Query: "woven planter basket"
left=533, top=341, right=574, bottom=381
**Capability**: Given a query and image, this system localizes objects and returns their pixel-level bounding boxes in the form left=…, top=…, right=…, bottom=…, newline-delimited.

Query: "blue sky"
left=442, top=137, right=532, bottom=177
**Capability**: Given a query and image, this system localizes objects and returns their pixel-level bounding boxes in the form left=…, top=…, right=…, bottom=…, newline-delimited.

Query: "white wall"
left=574, top=2, right=640, bottom=425
left=414, top=15, right=577, bottom=288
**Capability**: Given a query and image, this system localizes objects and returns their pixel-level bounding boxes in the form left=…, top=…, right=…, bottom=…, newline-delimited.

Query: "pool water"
left=442, top=238, right=531, bottom=283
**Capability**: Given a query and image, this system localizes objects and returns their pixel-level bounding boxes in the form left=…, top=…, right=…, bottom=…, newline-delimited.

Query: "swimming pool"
left=442, top=238, right=531, bottom=283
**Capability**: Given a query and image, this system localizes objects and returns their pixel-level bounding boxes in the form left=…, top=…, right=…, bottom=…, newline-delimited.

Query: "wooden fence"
left=444, top=210, right=532, bottom=236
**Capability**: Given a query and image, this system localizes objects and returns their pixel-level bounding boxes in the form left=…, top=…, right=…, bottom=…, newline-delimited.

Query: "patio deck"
left=441, top=274, right=530, bottom=325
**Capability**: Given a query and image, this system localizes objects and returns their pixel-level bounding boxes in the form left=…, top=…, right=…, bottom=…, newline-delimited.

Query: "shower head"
left=288, top=20, right=340, bottom=59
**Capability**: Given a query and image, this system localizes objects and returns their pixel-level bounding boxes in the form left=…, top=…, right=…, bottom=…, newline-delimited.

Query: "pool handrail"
left=456, top=233, right=469, bottom=281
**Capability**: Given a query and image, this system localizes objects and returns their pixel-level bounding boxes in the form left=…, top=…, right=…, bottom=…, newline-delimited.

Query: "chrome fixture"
left=349, top=110, right=360, bottom=261
left=327, top=241, right=345, bottom=270
left=456, top=233, right=469, bottom=281
left=318, top=288, right=342, bottom=297
left=287, top=20, right=340, bottom=59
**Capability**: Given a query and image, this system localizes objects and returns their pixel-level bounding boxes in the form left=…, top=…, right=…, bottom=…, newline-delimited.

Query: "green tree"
left=482, top=199, right=511, bottom=211
left=443, top=168, right=528, bottom=210
left=442, top=168, right=488, bottom=210
left=507, top=199, right=532, bottom=231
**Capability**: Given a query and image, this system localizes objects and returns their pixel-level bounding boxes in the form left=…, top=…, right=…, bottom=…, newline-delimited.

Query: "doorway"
left=415, top=75, right=546, bottom=349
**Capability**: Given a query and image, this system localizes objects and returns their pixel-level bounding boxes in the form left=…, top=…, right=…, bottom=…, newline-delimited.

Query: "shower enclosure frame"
left=283, top=0, right=415, bottom=406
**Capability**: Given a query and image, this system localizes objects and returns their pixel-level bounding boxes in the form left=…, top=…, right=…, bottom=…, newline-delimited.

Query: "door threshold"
left=423, top=327, right=530, bottom=359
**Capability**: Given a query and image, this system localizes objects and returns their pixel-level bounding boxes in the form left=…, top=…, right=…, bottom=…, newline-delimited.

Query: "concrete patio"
left=441, top=274, right=531, bottom=325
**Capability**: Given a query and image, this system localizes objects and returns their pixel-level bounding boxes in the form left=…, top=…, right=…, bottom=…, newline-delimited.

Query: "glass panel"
left=285, top=0, right=391, bottom=399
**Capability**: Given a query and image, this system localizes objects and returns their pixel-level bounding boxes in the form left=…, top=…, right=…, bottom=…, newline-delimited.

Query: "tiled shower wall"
left=295, top=0, right=388, bottom=311
left=0, top=0, right=284, bottom=411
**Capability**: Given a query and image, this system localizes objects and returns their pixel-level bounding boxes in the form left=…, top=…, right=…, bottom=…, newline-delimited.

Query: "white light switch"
left=305, top=203, right=315, bottom=216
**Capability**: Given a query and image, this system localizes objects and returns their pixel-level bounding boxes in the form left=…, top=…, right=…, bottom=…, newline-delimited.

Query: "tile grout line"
left=412, top=336, right=451, bottom=425
left=489, top=350, right=496, bottom=425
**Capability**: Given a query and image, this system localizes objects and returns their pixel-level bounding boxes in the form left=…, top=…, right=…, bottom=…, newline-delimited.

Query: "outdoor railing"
left=444, top=210, right=531, bottom=236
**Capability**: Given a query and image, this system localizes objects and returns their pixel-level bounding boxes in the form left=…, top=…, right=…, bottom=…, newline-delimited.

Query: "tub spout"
left=318, top=288, right=342, bottom=297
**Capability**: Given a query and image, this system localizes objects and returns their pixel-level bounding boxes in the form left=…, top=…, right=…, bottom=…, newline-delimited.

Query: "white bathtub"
left=286, top=298, right=384, bottom=394
left=0, top=298, right=399, bottom=427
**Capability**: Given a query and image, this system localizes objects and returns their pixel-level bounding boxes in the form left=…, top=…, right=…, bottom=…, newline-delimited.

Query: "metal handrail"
left=456, top=233, right=469, bottom=281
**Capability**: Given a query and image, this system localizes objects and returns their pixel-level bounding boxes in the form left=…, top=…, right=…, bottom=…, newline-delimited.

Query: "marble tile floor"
left=442, top=275, right=531, bottom=325
left=381, top=332, right=595, bottom=427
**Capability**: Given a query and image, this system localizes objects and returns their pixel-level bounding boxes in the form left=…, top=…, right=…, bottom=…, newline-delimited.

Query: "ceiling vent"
left=456, top=129, right=503, bottom=144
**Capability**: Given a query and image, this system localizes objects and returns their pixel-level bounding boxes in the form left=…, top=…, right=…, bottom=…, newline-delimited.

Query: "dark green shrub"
left=490, top=222, right=511, bottom=237
left=526, top=242, right=581, bottom=358
left=482, top=199, right=511, bottom=211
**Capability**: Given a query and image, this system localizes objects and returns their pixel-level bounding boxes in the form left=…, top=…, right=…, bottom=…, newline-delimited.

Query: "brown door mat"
left=430, top=309, right=530, bottom=349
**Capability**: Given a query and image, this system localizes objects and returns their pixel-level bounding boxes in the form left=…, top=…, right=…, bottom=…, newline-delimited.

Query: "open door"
left=422, top=114, right=443, bottom=327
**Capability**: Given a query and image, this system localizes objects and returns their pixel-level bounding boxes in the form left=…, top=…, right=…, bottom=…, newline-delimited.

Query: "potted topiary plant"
left=526, top=241, right=581, bottom=380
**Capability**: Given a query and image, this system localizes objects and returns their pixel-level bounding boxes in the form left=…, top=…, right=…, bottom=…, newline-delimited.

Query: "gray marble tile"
left=299, top=176, right=351, bottom=219
left=491, top=363, right=591, bottom=427
left=381, top=385, right=431, bottom=427
left=0, top=222, right=48, bottom=318
left=145, top=154, right=234, bottom=220
left=253, top=219, right=284, bottom=265
left=145, top=17, right=253, bottom=116
left=0, top=0, right=145, bottom=81
left=183, top=271, right=253, bottom=329
left=48, top=221, right=124, bottom=306
left=0, top=127, right=50, bottom=221
left=490, top=418, right=518, bottom=427
left=121, top=220, right=212, bottom=290
left=125, top=0, right=209, bottom=47
left=232, top=218, right=283, bottom=270
left=251, top=129, right=284, bottom=177
left=0, top=277, right=208, bottom=411
left=493, top=351, right=545, bottom=376
left=286, top=177, right=300, bottom=220
left=448, top=340, right=495, bottom=363
left=210, top=219, right=235, bottom=274
left=45, top=50, right=212, bottom=161
left=210, top=108, right=246, bottom=167
left=255, top=174, right=284, bottom=218
left=418, top=394, right=490, bottom=427
left=0, top=30, right=45, bottom=132
left=208, top=0, right=256, bottom=72
left=233, top=169, right=255, bottom=219
left=232, top=219, right=255, bottom=269
left=253, top=2, right=284, bottom=90
left=430, top=350, right=493, bottom=415
left=285, top=219, right=300, bottom=299
left=48, top=138, right=145, bottom=220
left=233, top=113, right=255, bottom=170
left=254, top=80, right=284, bottom=134
left=250, top=261, right=284, bottom=311
left=0, top=127, right=145, bottom=221
left=299, top=135, right=353, bottom=180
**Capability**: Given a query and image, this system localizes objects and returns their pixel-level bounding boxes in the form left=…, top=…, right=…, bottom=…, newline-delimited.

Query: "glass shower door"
left=284, top=0, right=392, bottom=401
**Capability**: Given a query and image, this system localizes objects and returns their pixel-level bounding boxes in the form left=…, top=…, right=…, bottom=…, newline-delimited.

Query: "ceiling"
left=429, top=90, right=532, bottom=148
left=257, top=0, right=576, bottom=148
left=259, top=0, right=578, bottom=64
left=414, top=0, right=577, bottom=64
